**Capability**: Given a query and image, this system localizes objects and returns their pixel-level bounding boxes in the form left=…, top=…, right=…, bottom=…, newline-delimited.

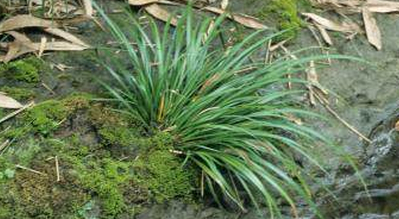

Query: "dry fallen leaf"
left=129, top=0, right=161, bottom=5
left=362, top=7, right=382, bottom=50
left=395, top=120, right=399, bottom=131
left=221, top=0, right=229, bottom=10
left=302, top=13, right=360, bottom=33
left=0, top=94, right=23, bottom=109
left=38, top=37, right=47, bottom=57
left=366, top=0, right=399, bottom=13
left=144, top=4, right=178, bottom=26
left=204, top=6, right=268, bottom=29
left=82, top=0, right=93, bottom=17
left=0, top=15, right=57, bottom=32
left=306, top=61, right=317, bottom=105
left=315, top=23, right=333, bottom=45
left=44, top=27, right=89, bottom=47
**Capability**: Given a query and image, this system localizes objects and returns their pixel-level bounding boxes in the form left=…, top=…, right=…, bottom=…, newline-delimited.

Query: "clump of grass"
left=97, top=5, right=354, bottom=217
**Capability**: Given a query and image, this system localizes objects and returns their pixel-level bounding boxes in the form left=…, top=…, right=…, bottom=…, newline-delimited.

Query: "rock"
left=358, top=214, right=390, bottom=219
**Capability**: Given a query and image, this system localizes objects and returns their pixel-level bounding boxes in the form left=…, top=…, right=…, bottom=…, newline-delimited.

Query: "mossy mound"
left=0, top=94, right=198, bottom=218
left=0, top=86, right=35, bottom=101
left=134, top=150, right=196, bottom=203
left=0, top=57, right=42, bottom=83
left=256, top=0, right=312, bottom=40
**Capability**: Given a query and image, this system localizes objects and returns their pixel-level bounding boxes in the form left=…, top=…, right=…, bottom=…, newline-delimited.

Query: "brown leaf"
left=36, top=41, right=89, bottom=51
left=0, top=94, right=23, bottom=109
left=0, top=15, right=57, bottom=32
left=204, top=6, right=268, bottom=29
left=302, top=13, right=360, bottom=33
left=144, top=4, right=178, bottom=26
left=395, top=120, right=399, bottom=132
left=38, top=37, right=47, bottom=57
left=82, top=0, right=93, bottom=17
left=362, top=7, right=382, bottom=50
left=43, top=28, right=89, bottom=47
left=221, top=0, right=229, bottom=10
left=3, top=41, right=22, bottom=63
left=128, top=0, right=161, bottom=6
left=315, top=23, right=333, bottom=45
left=366, top=0, right=399, bottom=13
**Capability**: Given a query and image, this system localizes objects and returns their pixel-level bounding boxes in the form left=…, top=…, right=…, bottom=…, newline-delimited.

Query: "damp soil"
left=1, top=0, right=399, bottom=218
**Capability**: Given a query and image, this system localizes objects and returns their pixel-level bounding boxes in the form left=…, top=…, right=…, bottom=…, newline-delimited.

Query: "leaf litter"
left=306, top=0, right=399, bottom=50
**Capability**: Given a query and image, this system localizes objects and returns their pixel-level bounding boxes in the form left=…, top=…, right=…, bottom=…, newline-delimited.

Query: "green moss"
left=0, top=206, right=11, bottom=218
left=99, top=126, right=138, bottom=147
left=257, top=0, right=307, bottom=40
left=61, top=93, right=92, bottom=112
left=0, top=57, right=42, bottom=83
left=134, top=150, right=195, bottom=203
left=22, top=100, right=67, bottom=135
left=0, top=86, right=35, bottom=101
left=77, top=159, right=133, bottom=216
left=0, top=95, right=198, bottom=217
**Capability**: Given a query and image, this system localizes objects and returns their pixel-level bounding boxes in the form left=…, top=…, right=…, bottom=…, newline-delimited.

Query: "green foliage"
left=257, top=0, right=304, bottom=40
left=0, top=169, right=15, bottom=180
left=23, top=100, right=67, bottom=135
left=0, top=86, right=35, bottom=101
left=76, top=158, right=133, bottom=216
left=0, top=57, right=41, bottom=83
left=96, top=6, right=355, bottom=217
left=99, top=126, right=138, bottom=147
left=134, top=150, right=196, bottom=202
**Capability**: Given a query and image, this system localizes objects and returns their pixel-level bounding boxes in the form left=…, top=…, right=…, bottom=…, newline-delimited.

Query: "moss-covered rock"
left=134, top=150, right=196, bottom=203
left=256, top=0, right=310, bottom=40
left=22, top=100, right=67, bottom=135
left=0, top=86, right=35, bottom=101
left=0, top=94, right=198, bottom=218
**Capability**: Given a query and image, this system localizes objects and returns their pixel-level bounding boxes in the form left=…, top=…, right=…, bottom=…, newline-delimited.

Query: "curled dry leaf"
left=362, top=7, right=382, bottom=50
left=128, top=0, right=266, bottom=30
left=144, top=4, right=178, bottom=26
left=315, top=23, right=333, bottom=45
left=129, top=0, right=162, bottom=5
left=204, top=6, right=268, bottom=29
left=1, top=31, right=89, bottom=62
left=0, top=94, right=23, bottom=109
left=302, top=13, right=360, bottom=33
left=44, top=28, right=89, bottom=47
left=0, top=15, right=57, bottom=32
left=366, top=0, right=399, bottom=13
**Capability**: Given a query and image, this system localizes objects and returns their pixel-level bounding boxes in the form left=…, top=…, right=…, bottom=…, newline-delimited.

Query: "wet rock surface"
left=316, top=107, right=399, bottom=219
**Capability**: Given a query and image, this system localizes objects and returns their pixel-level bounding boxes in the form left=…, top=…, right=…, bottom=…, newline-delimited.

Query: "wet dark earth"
left=0, top=0, right=399, bottom=218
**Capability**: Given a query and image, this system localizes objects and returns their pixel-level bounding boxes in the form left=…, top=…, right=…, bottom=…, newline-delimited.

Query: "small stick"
left=264, top=39, right=272, bottom=64
left=55, top=156, right=60, bottom=182
left=0, top=101, right=35, bottom=124
left=269, top=39, right=288, bottom=52
left=280, top=45, right=297, bottom=90
left=0, top=140, right=10, bottom=153
left=307, top=25, right=331, bottom=65
left=314, top=93, right=371, bottom=143
left=41, top=82, right=56, bottom=95
left=169, top=149, right=185, bottom=155
left=16, top=164, right=47, bottom=176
